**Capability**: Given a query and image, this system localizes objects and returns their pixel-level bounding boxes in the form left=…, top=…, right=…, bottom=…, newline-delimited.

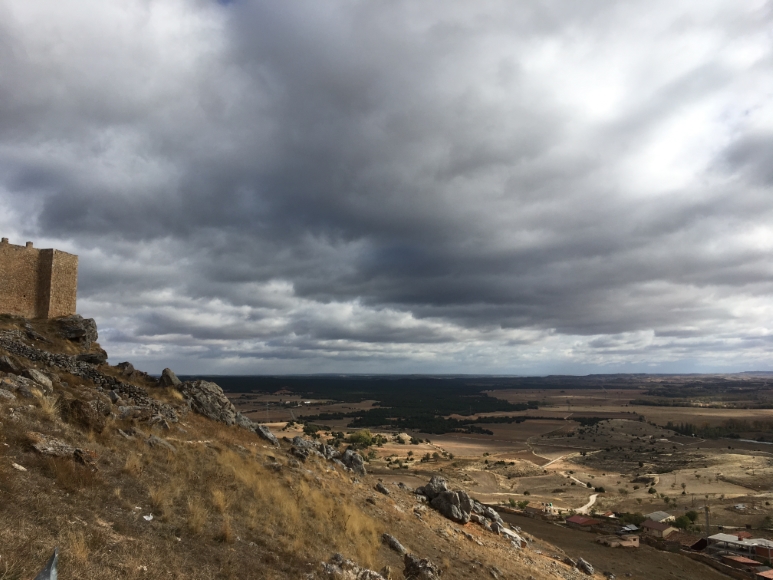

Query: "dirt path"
left=575, top=493, right=598, bottom=514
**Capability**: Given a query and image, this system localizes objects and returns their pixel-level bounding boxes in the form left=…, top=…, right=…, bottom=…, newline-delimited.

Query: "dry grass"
left=122, top=452, right=142, bottom=476
left=217, top=516, right=234, bottom=543
left=186, top=497, right=208, bottom=534
left=211, top=488, right=229, bottom=513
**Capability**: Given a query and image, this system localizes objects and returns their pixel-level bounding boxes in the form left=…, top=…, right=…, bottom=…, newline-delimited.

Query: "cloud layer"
left=1, top=0, right=772, bottom=373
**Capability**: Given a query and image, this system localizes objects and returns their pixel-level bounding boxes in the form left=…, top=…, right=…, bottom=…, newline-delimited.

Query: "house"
left=644, top=511, right=674, bottom=523
left=619, top=524, right=639, bottom=534
left=664, top=532, right=706, bottom=551
left=722, top=555, right=763, bottom=571
left=566, top=515, right=602, bottom=531
left=641, top=519, right=677, bottom=538
left=597, top=534, right=639, bottom=548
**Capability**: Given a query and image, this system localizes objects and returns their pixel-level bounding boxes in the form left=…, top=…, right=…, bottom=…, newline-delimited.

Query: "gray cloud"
left=1, top=0, right=772, bottom=374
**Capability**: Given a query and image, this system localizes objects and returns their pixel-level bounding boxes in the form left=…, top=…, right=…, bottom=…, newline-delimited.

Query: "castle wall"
left=0, top=239, right=78, bottom=319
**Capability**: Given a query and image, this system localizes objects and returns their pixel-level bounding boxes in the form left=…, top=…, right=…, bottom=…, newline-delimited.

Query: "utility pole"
left=704, top=505, right=710, bottom=540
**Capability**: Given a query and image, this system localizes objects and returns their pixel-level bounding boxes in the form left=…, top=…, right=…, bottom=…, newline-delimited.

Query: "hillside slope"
left=0, top=315, right=586, bottom=579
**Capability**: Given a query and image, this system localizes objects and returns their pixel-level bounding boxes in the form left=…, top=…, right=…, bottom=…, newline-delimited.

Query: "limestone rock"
left=430, top=491, right=471, bottom=524
left=341, top=449, right=366, bottom=475
left=147, top=435, right=177, bottom=454
left=177, top=380, right=238, bottom=424
left=29, top=432, right=75, bottom=457
left=0, top=388, right=15, bottom=400
left=381, top=533, right=407, bottom=555
left=403, top=554, right=441, bottom=580
left=116, top=361, right=135, bottom=375
left=54, top=315, right=98, bottom=349
left=159, top=368, right=182, bottom=388
left=23, top=369, right=53, bottom=394
left=375, top=482, right=390, bottom=495
left=416, top=476, right=447, bottom=500
left=577, top=558, right=594, bottom=576
left=320, top=553, right=386, bottom=580
left=254, top=424, right=280, bottom=446
left=76, top=349, right=108, bottom=365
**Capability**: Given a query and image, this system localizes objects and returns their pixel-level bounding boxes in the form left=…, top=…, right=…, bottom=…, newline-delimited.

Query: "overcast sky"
left=1, top=0, right=772, bottom=375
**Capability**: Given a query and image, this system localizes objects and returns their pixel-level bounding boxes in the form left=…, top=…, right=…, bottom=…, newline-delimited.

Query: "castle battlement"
left=0, top=237, right=78, bottom=319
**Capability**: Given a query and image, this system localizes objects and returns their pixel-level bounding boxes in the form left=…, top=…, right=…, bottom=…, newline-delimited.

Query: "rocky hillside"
left=0, top=314, right=591, bottom=579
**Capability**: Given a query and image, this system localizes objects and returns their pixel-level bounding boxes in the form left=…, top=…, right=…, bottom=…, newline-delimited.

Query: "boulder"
left=382, top=533, right=407, bottom=555
left=147, top=435, right=177, bottom=454
left=403, top=554, right=441, bottom=580
left=177, top=380, right=239, bottom=424
left=254, top=424, right=280, bottom=446
left=375, top=482, right=390, bottom=495
left=431, top=491, right=471, bottom=524
left=159, top=368, right=182, bottom=388
left=76, top=349, right=108, bottom=365
left=416, top=476, right=448, bottom=500
left=23, top=369, right=53, bottom=394
left=116, top=361, right=135, bottom=375
left=29, top=431, right=75, bottom=457
left=341, top=449, right=366, bottom=475
left=577, top=558, right=594, bottom=576
left=0, top=388, right=15, bottom=400
left=53, top=315, right=98, bottom=349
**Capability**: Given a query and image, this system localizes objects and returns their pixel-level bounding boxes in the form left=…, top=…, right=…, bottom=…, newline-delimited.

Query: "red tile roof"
left=723, top=555, right=761, bottom=565
left=566, top=515, right=602, bottom=526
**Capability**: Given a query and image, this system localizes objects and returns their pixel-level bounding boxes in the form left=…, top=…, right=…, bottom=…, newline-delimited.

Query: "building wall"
left=0, top=239, right=77, bottom=319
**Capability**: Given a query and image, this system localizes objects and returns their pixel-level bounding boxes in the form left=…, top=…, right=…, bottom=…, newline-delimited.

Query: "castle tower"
left=0, top=238, right=78, bottom=319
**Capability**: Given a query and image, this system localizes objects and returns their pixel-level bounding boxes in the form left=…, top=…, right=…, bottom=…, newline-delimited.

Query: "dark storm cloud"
left=0, top=0, right=772, bottom=373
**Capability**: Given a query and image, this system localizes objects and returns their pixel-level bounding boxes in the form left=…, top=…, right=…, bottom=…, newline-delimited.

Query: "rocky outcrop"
left=416, top=476, right=448, bottom=499
left=0, top=329, right=178, bottom=422
left=403, top=554, right=441, bottom=580
left=53, top=315, right=98, bottom=349
left=577, top=558, right=594, bottom=576
left=177, top=380, right=241, bottom=424
left=23, top=369, right=53, bottom=392
left=255, top=424, right=280, bottom=446
left=0, top=354, right=23, bottom=374
left=341, top=449, right=366, bottom=475
left=430, top=490, right=473, bottom=524
left=319, top=553, right=386, bottom=580
left=375, top=482, right=390, bottom=495
left=76, top=349, right=108, bottom=365
left=159, top=367, right=182, bottom=388
left=416, top=476, right=503, bottom=530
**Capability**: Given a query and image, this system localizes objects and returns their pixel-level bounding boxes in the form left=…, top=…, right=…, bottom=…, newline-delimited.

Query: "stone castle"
left=0, top=237, right=78, bottom=319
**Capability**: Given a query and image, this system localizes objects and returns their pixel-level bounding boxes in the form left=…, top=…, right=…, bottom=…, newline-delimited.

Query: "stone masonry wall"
left=0, top=238, right=78, bottom=319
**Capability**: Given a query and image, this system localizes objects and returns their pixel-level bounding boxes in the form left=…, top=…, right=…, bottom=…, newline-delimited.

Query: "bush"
left=674, top=515, right=691, bottom=529
left=347, top=430, right=374, bottom=447
left=648, top=487, right=656, bottom=494
left=685, top=510, right=699, bottom=522
left=594, top=487, right=605, bottom=493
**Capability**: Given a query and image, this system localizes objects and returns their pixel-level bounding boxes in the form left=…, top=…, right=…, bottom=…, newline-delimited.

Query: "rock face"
left=159, top=368, right=182, bottom=388
left=177, top=380, right=240, bottom=425
left=403, top=554, right=441, bottom=580
left=53, top=315, right=98, bottom=349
